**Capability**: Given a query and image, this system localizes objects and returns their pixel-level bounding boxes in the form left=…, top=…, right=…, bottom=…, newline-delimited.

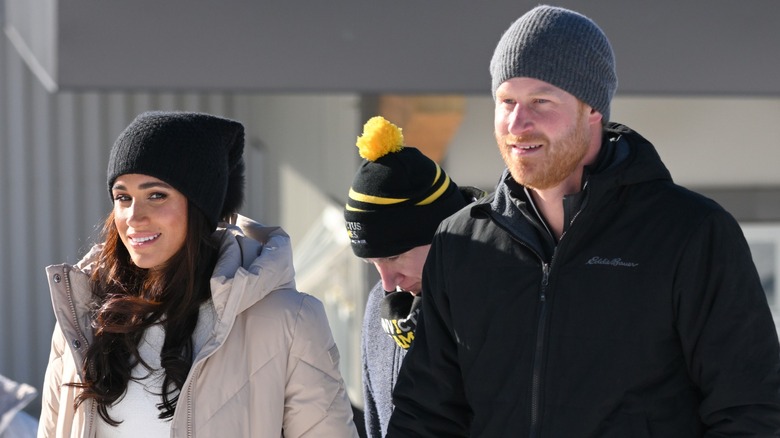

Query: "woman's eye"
left=113, top=194, right=130, bottom=202
left=149, top=192, right=167, bottom=200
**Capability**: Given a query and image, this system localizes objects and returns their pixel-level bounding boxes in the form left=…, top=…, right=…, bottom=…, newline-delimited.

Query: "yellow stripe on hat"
left=417, top=165, right=449, bottom=206
left=348, top=187, right=408, bottom=206
left=345, top=203, right=366, bottom=212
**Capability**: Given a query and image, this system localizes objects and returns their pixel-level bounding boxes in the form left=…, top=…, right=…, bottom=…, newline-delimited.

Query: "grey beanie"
left=490, top=5, right=617, bottom=122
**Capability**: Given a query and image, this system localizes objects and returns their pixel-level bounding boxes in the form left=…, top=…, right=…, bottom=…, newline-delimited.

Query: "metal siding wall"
left=0, top=36, right=263, bottom=415
left=1, top=22, right=42, bottom=394
left=0, top=3, right=7, bottom=380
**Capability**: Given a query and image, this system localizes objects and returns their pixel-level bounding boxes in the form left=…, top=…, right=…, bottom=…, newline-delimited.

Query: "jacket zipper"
left=186, top=363, right=202, bottom=438
left=490, top=216, right=552, bottom=436
left=84, top=400, right=96, bottom=438
left=529, top=261, right=551, bottom=438
left=62, top=267, right=91, bottom=359
left=184, top=345, right=215, bottom=437
left=528, top=194, right=586, bottom=437
left=60, top=267, right=95, bottom=437
left=488, top=201, right=574, bottom=437
left=486, top=175, right=591, bottom=436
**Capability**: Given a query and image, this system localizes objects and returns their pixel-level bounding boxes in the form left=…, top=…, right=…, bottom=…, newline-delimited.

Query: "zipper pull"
left=540, top=263, right=550, bottom=301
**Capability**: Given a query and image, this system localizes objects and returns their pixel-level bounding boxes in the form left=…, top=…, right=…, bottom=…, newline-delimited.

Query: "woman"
left=38, top=111, right=358, bottom=437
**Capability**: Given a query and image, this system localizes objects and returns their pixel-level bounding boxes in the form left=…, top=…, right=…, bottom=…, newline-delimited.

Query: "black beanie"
left=344, top=116, right=467, bottom=258
left=107, top=111, right=245, bottom=230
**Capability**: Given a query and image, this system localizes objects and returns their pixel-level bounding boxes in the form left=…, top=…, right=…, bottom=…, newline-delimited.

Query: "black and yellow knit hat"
left=344, top=116, right=467, bottom=258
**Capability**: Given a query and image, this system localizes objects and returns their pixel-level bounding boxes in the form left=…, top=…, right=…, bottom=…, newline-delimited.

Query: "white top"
left=95, top=301, right=216, bottom=436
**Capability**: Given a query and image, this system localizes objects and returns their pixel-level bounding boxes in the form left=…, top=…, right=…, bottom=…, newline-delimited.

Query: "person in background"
left=343, top=116, right=485, bottom=438
left=39, top=111, right=359, bottom=437
left=387, top=5, right=780, bottom=436
left=0, top=374, right=37, bottom=437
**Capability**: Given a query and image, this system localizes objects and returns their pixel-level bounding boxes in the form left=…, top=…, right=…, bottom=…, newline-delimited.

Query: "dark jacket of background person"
left=387, top=123, right=780, bottom=437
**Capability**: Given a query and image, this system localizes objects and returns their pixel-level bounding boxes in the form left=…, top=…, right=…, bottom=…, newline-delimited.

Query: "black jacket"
left=386, top=123, right=780, bottom=437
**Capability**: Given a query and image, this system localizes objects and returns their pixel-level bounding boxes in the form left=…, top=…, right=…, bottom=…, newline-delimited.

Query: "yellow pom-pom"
left=356, top=116, right=404, bottom=161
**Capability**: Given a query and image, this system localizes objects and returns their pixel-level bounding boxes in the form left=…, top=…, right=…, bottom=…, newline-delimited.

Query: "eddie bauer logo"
left=586, top=256, right=639, bottom=267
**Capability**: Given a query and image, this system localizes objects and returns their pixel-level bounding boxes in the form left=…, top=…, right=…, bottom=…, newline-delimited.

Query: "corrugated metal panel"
left=0, top=22, right=50, bottom=404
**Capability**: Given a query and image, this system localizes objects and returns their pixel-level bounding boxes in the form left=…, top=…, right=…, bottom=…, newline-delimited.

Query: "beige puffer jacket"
left=38, top=216, right=359, bottom=438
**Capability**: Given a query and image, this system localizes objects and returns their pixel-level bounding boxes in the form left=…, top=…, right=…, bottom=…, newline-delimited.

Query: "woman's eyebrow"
left=112, top=181, right=173, bottom=191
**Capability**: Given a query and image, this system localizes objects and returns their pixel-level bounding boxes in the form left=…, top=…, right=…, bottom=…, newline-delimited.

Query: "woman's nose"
left=126, top=202, right=149, bottom=225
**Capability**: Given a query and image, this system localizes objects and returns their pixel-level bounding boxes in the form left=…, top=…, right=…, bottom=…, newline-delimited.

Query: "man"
left=344, top=116, right=485, bottom=438
left=386, top=5, right=780, bottom=437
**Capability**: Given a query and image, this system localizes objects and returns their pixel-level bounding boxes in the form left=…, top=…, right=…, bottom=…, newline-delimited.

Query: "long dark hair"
left=72, top=202, right=219, bottom=425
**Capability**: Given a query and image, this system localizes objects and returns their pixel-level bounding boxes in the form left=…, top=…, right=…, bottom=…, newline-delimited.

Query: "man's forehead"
left=498, top=77, right=570, bottom=96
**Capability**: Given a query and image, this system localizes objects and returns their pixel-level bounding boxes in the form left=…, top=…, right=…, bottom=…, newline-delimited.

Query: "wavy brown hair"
left=71, top=202, right=219, bottom=425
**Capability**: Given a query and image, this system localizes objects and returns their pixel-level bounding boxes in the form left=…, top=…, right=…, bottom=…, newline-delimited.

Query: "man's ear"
left=588, top=106, right=604, bottom=126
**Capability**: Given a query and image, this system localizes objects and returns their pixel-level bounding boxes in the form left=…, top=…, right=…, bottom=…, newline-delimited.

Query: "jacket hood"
left=210, top=215, right=297, bottom=328
left=593, top=122, right=672, bottom=190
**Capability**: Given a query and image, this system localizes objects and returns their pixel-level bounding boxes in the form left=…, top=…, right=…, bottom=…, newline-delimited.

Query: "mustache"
left=498, top=133, right=548, bottom=144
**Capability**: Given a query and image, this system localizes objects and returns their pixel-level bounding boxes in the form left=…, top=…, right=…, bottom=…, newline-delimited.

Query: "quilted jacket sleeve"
left=283, top=294, right=359, bottom=438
